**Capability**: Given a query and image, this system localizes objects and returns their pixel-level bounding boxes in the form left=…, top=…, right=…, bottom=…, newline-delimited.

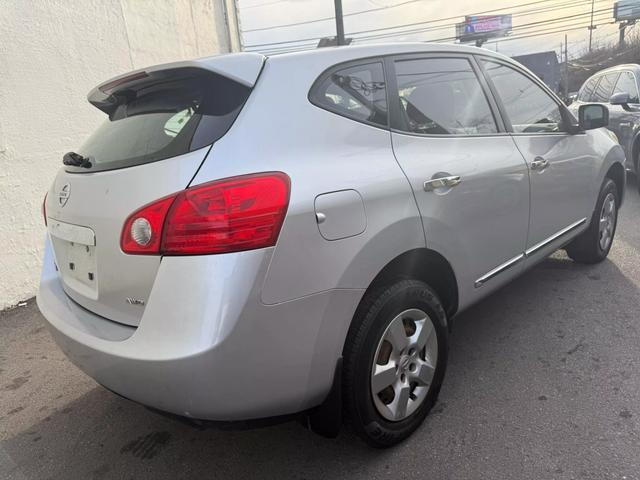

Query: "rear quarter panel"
left=190, top=54, right=425, bottom=305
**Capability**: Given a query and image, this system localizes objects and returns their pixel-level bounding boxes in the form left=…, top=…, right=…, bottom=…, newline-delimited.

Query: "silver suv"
left=570, top=63, right=640, bottom=194
left=38, top=44, right=625, bottom=447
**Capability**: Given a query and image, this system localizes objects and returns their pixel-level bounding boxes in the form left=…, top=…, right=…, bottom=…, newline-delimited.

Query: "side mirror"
left=578, top=104, right=609, bottom=130
left=610, top=91, right=630, bottom=105
left=610, top=91, right=633, bottom=111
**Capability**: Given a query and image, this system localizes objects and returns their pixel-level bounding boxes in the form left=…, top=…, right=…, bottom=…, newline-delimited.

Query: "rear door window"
left=579, top=77, right=598, bottom=102
left=70, top=70, right=251, bottom=173
left=310, top=62, right=388, bottom=127
left=613, top=71, right=640, bottom=103
left=392, top=57, right=498, bottom=135
left=592, top=73, right=619, bottom=103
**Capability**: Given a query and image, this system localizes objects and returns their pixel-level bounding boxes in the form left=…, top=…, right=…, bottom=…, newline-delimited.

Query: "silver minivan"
left=38, top=43, right=625, bottom=447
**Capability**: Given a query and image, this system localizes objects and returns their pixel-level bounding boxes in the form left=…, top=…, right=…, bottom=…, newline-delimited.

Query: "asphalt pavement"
left=1, top=179, right=639, bottom=480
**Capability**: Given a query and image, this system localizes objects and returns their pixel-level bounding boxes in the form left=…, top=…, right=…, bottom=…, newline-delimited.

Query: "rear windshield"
left=69, top=70, right=250, bottom=173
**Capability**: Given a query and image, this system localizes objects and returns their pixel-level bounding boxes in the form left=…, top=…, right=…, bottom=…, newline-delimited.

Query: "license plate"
left=48, top=219, right=98, bottom=298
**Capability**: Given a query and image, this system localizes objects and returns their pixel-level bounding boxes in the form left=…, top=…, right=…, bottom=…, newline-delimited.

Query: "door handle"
left=423, top=175, right=462, bottom=192
left=530, top=156, right=549, bottom=171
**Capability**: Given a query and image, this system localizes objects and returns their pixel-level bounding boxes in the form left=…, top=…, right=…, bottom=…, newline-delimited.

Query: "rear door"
left=387, top=54, right=530, bottom=307
left=578, top=76, right=599, bottom=105
left=478, top=57, right=600, bottom=264
left=45, top=63, right=258, bottom=326
left=568, top=75, right=598, bottom=117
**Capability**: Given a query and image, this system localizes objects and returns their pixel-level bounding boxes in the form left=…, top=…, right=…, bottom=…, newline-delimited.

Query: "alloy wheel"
left=598, top=192, right=616, bottom=252
left=370, top=308, right=438, bottom=422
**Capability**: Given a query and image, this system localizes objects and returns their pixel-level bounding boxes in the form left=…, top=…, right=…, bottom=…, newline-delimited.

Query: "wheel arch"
left=595, top=142, right=626, bottom=211
left=605, top=160, right=626, bottom=205
left=354, top=248, right=459, bottom=323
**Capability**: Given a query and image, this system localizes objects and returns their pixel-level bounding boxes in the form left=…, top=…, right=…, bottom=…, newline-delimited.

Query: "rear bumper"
left=37, top=237, right=362, bottom=421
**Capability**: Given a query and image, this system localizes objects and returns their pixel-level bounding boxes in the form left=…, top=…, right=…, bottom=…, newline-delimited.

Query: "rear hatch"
left=45, top=54, right=264, bottom=326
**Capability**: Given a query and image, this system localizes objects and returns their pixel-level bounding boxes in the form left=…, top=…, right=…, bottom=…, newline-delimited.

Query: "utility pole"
left=588, top=0, right=596, bottom=52
left=334, top=0, right=346, bottom=46
left=618, top=20, right=635, bottom=49
left=560, top=41, right=563, bottom=65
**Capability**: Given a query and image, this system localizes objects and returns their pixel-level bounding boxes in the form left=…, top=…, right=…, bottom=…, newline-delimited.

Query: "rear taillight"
left=121, top=195, right=175, bottom=254
left=120, top=172, right=290, bottom=256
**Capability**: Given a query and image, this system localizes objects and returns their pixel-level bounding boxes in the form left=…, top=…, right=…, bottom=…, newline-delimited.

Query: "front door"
left=387, top=55, right=530, bottom=309
left=479, top=58, right=600, bottom=263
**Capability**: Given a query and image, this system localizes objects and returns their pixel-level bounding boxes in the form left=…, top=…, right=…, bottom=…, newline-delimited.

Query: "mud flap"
left=307, top=357, right=342, bottom=438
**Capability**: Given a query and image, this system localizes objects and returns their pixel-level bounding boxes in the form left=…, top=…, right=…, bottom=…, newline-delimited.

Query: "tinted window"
left=71, top=71, right=250, bottom=173
left=311, top=62, right=388, bottom=127
left=579, top=77, right=598, bottom=102
left=592, top=73, right=619, bottom=102
left=482, top=60, right=564, bottom=133
left=393, top=58, right=497, bottom=135
left=613, top=71, right=640, bottom=103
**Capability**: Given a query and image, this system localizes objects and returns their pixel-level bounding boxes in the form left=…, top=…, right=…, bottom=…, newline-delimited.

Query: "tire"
left=566, top=178, right=619, bottom=264
left=342, top=280, right=448, bottom=448
left=636, top=157, right=640, bottom=196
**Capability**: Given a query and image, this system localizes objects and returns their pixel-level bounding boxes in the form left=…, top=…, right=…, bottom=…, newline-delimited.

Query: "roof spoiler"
left=87, top=52, right=265, bottom=116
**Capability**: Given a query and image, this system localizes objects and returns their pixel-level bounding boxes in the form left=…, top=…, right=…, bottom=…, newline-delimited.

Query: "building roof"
left=512, top=51, right=559, bottom=65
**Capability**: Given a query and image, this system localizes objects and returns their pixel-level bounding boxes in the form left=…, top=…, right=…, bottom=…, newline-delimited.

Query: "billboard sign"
left=456, top=14, right=512, bottom=42
left=614, top=0, right=640, bottom=21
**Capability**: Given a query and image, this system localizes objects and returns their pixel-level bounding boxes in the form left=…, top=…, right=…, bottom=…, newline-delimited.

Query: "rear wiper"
left=63, top=152, right=93, bottom=169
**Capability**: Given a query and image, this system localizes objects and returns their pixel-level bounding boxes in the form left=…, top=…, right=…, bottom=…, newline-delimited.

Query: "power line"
left=246, top=4, right=613, bottom=51
left=244, top=0, right=612, bottom=48
left=262, top=22, right=609, bottom=55
left=243, top=0, right=562, bottom=34
left=243, top=0, right=423, bottom=33
left=256, top=10, right=611, bottom=53
left=349, top=6, right=611, bottom=43
left=427, top=21, right=611, bottom=44
left=428, top=18, right=613, bottom=43
left=502, top=20, right=612, bottom=42
left=347, top=0, right=609, bottom=37
left=258, top=18, right=613, bottom=55
left=351, top=0, right=611, bottom=35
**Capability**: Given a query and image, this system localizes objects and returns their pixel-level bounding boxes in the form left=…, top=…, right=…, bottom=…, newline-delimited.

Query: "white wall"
left=0, top=0, right=241, bottom=310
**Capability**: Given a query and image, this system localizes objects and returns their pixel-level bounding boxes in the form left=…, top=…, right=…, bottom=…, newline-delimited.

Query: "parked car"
left=570, top=64, right=640, bottom=193
left=38, top=43, right=625, bottom=448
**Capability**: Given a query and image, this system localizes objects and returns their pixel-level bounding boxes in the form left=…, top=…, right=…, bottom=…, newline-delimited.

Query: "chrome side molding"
left=474, top=253, right=524, bottom=288
left=475, top=217, right=588, bottom=288
left=524, top=217, right=587, bottom=258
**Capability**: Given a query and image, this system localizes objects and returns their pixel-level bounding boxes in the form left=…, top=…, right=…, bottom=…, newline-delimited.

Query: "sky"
left=236, top=0, right=626, bottom=59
